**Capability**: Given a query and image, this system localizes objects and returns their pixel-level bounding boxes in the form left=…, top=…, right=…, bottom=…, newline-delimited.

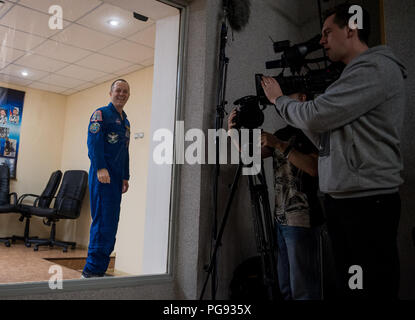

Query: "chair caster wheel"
left=34, top=246, right=39, bottom=251
left=5, top=241, right=11, bottom=247
left=63, top=247, right=68, bottom=253
left=25, top=242, right=31, bottom=248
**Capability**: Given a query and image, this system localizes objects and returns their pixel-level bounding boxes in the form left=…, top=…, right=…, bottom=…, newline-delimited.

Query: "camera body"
left=255, top=35, right=344, bottom=105
left=232, top=95, right=264, bottom=129
left=231, top=35, right=344, bottom=129
left=255, top=61, right=344, bottom=105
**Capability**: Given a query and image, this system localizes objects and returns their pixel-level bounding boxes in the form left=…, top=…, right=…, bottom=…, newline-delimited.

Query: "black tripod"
left=247, top=162, right=281, bottom=300
left=200, top=148, right=281, bottom=300
left=210, top=18, right=230, bottom=300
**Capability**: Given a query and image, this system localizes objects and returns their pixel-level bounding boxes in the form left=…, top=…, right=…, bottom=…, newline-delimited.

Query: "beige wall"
left=114, top=67, right=153, bottom=275
left=0, top=81, right=66, bottom=239
left=62, top=67, right=153, bottom=275
left=0, top=66, right=153, bottom=275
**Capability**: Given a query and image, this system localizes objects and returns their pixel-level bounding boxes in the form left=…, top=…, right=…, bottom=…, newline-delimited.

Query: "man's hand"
left=261, top=76, right=283, bottom=104
left=227, top=108, right=238, bottom=131
left=97, top=168, right=111, bottom=184
left=261, top=132, right=287, bottom=152
left=122, top=180, right=129, bottom=194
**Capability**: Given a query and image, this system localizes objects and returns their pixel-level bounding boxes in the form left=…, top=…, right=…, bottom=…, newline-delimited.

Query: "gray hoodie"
left=275, top=46, right=407, bottom=198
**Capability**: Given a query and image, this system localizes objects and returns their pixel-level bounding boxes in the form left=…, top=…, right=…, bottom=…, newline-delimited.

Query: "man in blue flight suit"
left=82, top=79, right=131, bottom=278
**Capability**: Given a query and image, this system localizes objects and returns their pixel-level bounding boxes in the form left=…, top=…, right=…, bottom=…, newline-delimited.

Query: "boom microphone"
left=223, top=0, right=251, bottom=32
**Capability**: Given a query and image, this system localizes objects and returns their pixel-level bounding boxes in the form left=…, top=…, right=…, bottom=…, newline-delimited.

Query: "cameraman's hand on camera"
left=228, top=108, right=241, bottom=151
left=227, top=108, right=238, bottom=132
left=261, top=76, right=283, bottom=105
left=261, top=132, right=279, bottom=159
left=261, top=132, right=288, bottom=155
left=261, top=132, right=280, bottom=150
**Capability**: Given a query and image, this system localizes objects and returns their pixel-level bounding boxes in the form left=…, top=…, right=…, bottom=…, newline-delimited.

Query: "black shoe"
left=81, top=270, right=104, bottom=279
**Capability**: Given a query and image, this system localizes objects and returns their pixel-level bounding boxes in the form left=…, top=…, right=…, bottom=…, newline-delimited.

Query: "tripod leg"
left=247, top=170, right=281, bottom=300
left=200, top=162, right=243, bottom=300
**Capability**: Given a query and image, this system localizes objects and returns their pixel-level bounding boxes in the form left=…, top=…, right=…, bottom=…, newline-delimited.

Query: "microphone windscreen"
left=224, top=0, right=251, bottom=32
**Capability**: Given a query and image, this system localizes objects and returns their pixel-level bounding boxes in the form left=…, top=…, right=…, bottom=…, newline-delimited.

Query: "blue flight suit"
left=83, top=102, right=130, bottom=276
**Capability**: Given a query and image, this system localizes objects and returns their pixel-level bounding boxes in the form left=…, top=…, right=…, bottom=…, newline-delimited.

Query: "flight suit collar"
left=108, top=102, right=127, bottom=121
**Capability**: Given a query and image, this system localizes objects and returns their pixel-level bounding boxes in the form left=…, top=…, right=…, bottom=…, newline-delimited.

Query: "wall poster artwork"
left=0, top=87, right=25, bottom=179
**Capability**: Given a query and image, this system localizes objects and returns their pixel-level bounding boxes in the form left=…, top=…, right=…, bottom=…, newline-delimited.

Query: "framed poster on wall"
left=0, top=87, right=25, bottom=179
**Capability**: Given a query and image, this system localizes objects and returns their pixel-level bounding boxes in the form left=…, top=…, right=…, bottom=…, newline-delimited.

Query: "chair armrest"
left=17, top=193, right=41, bottom=206
left=9, top=192, right=18, bottom=205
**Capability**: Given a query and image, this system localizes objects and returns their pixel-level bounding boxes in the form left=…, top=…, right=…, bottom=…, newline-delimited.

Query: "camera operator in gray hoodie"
left=262, top=3, right=407, bottom=299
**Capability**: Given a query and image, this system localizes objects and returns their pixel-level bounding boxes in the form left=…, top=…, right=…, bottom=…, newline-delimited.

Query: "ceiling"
left=0, top=0, right=179, bottom=95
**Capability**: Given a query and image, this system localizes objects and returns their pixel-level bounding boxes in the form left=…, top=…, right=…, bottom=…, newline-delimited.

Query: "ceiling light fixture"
left=21, top=71, right=29, bottom=77
left=107, top=19, right=120, bottom=27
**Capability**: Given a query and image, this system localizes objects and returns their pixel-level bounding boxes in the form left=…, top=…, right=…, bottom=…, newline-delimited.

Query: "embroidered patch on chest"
left=107, top=132, right=119, bottom=144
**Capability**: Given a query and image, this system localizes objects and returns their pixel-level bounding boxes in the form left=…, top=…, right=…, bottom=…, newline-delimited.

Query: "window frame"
left=0, top=0, right=188, bottom=298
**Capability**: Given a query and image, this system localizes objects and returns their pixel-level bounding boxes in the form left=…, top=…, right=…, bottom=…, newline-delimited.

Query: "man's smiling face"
left=110, top=81, right=130, bottom=109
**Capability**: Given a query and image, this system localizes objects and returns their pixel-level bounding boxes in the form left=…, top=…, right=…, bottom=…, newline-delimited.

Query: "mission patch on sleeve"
left=89, top=122, right=101, bottom=134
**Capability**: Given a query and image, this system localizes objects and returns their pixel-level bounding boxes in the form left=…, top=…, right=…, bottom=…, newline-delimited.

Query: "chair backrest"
left=0, top=165, right=10, bottom=205
left=54, top=170, right=88, bottom=219
left=37, top=170, right=62, bottom=208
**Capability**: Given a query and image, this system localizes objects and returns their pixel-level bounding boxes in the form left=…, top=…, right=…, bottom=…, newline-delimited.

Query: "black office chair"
left=0, top=165, right=18, bottom=247
left=13, top=170, right=62, bottom=247
left=27, top=170, right=88, bottom=252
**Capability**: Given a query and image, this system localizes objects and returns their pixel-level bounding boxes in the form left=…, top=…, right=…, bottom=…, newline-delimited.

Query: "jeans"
left=324, top=192, right=401, bottom=299
left=276, top=224, right=322, bottom=300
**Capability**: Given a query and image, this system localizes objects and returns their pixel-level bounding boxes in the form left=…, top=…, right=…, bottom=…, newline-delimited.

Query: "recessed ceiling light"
left=107, top=19, right=120, bottom=27
left=21, top=71, right=29, bottom=77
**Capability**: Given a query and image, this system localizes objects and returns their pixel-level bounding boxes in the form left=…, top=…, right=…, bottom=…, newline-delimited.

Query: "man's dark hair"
left=324, top=2, right=371, bottom=45
left=110, top=79, right=129, bottom=91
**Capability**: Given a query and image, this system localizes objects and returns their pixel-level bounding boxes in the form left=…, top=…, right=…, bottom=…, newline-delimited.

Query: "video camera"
left=255, top=34, right=344, bottom=105
left=232, top=35, right=344, bottom=129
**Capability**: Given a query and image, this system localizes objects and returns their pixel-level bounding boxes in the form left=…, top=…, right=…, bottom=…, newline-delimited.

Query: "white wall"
left=141, top=14, right=180, bottom=275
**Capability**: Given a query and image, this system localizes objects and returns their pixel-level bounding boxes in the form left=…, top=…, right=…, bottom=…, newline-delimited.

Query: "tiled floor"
left=0, top=242, right=112, bottom=284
